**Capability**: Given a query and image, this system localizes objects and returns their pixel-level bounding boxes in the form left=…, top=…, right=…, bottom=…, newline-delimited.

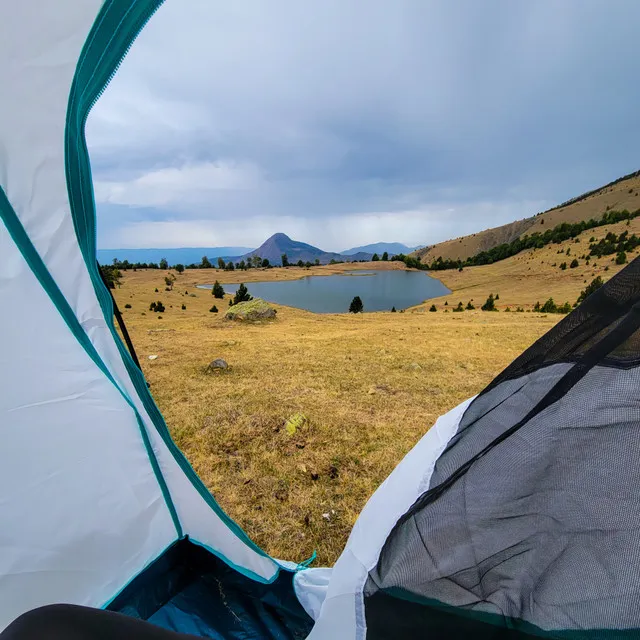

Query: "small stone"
left=206, top=358, right=228, bottom=372
left=322, top=512, right=331, bottom=521
left=148, top=355, right=158, bottom=360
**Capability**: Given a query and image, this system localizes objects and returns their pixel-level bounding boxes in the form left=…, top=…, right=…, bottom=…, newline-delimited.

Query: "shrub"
left=466, top=301, right=475, bottom=310
left=516, top=307, right=524, bottom=312
left=616, top=251, right=627, bottom=265
left=233, top=283, right=253, bottom=305
left=453, top=302, right=464, bottom=312
left=175, top=264, right=185, bottom=274
left=349, top=296, right=364, bottom=313
left=570, top=259, right=579, bottom=268
left=209, top=305, right=218, bottom=313
left=154, top=288, right=159, bottom=292
left=155, top=301, right=165, bottom=313
left=533, top=301, right=541, bottom=312
left=181, top=304, right=186, bottom=310
left=444, top=301, right=448, bottom=306
left=560, top=262, right=567, bottom=270
left=429, top=304, right=437, bottom=312
left=540, top=298, right=557, bottom=313
left=149, top=302, right=156, bottom=312
left=391, top=306, right=397, bottom=312
left=481, top=293, right=496, bottom=311
left=504, top=307, right=511, bottom=312
left=124, top=303, right=132, bottom=309
left=495, top=293, right=500, bottom=300
left=557, top=302, right=572, bottom=313
left=576, top=276, right=604, bottom=306
left=212, top=280, right=225, bottom=298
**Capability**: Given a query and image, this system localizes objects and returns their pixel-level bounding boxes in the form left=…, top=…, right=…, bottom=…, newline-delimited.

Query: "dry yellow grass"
left=112, top=226, right=636, bottom=565
left=112, top=267, right=554, bottom=565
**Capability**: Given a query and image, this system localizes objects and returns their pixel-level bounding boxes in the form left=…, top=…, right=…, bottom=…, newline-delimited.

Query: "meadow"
left=112, top=218, right=639, bottom=565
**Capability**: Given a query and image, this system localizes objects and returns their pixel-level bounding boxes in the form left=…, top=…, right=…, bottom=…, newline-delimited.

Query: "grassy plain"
left=112, top=223, right=638, bottom=565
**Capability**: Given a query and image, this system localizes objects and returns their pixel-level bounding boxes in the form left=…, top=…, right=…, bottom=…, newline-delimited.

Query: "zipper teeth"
left=83, top=0, right=166, bottom=254
left=83, top=0, right=166, bottom=127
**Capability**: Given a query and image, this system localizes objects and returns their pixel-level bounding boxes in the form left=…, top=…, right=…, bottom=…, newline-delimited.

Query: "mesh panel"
left=365, top=257, right=640, bottom=638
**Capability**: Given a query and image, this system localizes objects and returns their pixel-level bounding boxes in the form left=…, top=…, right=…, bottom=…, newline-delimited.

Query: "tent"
left=2, top=1, right=640, bottom=638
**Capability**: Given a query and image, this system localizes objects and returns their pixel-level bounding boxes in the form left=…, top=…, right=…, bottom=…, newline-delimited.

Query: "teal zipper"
left=65, top=0, right=278, bottom=571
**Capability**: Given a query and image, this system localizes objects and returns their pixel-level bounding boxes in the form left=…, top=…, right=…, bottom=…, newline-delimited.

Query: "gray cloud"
left=87, top=0, right=640, bottom=250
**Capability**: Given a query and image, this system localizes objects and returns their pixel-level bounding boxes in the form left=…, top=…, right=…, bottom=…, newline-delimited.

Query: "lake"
left=198, top=269, right=450, bottom=313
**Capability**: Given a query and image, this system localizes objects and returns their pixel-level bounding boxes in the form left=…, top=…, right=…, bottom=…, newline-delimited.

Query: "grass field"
left=112, top=224, right=638, bottom=565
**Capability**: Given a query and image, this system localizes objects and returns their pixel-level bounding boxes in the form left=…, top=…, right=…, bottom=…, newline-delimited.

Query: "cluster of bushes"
left=390, top=253, right=429, bottom=270
left=533, top=299, right=572, bottom=314
left=149, top=301, right=165, bottom=313
left=429, top=208, right=640, bottom=271
left=588, top=230, right=639, bottom=260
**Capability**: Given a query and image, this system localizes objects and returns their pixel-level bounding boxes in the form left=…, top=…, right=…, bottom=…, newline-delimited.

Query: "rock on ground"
left=225, top=298, right=277, bottom=321
left=206, top=358, right=228, bottom=372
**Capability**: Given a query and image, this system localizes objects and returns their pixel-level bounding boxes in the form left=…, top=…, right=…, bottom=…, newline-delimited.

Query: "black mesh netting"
left=364, top=257, right=640, bottom=639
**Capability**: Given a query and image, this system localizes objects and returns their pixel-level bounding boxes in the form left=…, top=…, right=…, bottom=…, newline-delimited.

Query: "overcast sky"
left=88, top=0, right=640, bottom=252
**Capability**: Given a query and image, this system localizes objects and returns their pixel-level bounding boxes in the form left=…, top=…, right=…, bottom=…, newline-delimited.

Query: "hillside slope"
left=422, top=215, right=640, bottom=311
left=415, top=170, right=640, bottom=264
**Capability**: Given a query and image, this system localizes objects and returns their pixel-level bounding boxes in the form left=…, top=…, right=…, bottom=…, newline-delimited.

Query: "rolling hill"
left=240, top=233, right=372, bottom=264
left=341, top=242, right=416, bottom=256
left=414, top=170, right=640, bottom=264
left=97, top=246, right=254, bottom=265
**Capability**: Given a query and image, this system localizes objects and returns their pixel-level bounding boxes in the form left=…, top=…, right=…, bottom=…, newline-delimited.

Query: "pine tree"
left=382, top=252, right=389, bottom=261
left=391, top=306, right=397, bottom=312
left=349, top=296, right=363, bottom=313
left=212, top=281, right=225, bottom=298
left=429, top=304, right=437, bottom=312
left=481, top=294, right=496, bottom=311
left=233, top=283, right=252, bottom=305
left=466, top=301, right=475, bottom=310
left=201, top=256, right=212, bottom=268
left=159, top=258, right=168, bottom=270
left=209, top=305, right=218, bottom=313
left=372, top=253, right=380, bottom=261
left=281, top=253, right=289, bottom=267
left=217, top=257, right=226, bottom=270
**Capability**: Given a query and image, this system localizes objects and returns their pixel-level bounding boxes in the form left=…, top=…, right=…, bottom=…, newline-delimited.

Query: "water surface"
left=199, top=269, right=449, bottom=313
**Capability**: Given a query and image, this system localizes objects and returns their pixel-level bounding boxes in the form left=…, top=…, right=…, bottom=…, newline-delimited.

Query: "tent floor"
left=107, top=538, right=313, bottom=639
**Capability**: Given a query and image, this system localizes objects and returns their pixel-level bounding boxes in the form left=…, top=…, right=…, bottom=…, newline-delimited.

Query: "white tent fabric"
left=0, top=2, right=482, bottom=636
left=0, top=1, right=281, bottom=630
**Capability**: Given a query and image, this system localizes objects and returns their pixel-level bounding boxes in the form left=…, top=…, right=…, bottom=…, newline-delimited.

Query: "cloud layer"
left=87, top=0, right=640, bottom=250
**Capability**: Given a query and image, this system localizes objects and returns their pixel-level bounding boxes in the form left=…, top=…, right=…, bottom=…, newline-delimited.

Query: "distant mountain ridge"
left=97, top=247, right=254, bottom=265
left=341, top=242, right=416, bottom=256
left=239, top=233, right=372, bottom=265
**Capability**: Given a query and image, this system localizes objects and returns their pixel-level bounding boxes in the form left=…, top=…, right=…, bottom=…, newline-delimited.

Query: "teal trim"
left=188, top=538, right=281, bottom=585
left=64, top=0, right=278, bottom=573
left=0, top=186, right=181, bottom=540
